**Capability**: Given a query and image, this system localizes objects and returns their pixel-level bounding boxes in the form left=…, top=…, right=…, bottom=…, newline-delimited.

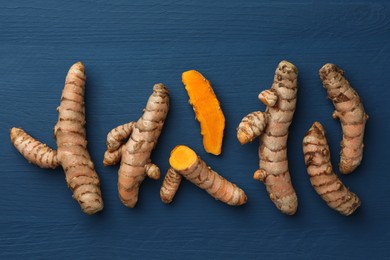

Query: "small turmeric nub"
left=182, top=70, right=225, bottom=155
left=161, top=145, right=247, bottom=206
left=237, top=111, right=268, bottom=144
left=303, top=122, right=361, bottom=216
left=160, top=168, right=182, bottom=204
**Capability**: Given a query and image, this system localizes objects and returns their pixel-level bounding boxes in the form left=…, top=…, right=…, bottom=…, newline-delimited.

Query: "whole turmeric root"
left=319, top=64, right=368, bottom=174
left=10, top=62, right=103, bottom=215
left=103, top=84, right=169, bottom=208
left=303, top=122, right=361, bottom=216
left=237, top=61, right=298, bottom=215
left=160, top=145, right=247, bottom=206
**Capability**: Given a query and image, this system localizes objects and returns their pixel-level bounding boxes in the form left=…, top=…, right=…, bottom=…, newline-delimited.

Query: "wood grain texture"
left=1, top=0, right=390, bottom=258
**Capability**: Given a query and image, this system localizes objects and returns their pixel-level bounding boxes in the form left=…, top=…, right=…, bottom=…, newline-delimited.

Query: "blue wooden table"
left=1, top=0, right=389, bottom=259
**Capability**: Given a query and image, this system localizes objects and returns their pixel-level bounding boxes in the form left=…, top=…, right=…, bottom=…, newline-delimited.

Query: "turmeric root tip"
left=10, top=127, right=60, bottom=169
left=237, top=111, right=268, bottom=144
left=160, top=168, right=182, bottom=204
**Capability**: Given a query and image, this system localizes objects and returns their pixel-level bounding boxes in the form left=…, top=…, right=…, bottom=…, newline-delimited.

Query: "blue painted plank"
left=1, top=0, right=389, bottom=259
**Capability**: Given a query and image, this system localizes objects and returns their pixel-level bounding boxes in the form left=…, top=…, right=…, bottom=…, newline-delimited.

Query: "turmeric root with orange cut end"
left=103, top=84, right=169, bottom=208
left=10, top=62, right=103, bottom=215
left=303, top=122, right=361, bottom=216
left=182, top=70, right=225, bottom=155
left=237, top=61, right=298, bottom=215
left=319, top=64, right=368, bottom=174
left=160, top=145, right=247, bottom=206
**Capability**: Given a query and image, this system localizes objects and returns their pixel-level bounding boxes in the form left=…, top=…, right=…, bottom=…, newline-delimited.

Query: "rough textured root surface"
left=10, top=62, right=103, bottom=215
left=237, top=60, right=298, bottom=215
left=145, top=163, right=160, bottom=180
left=182, top=70, right=225, bottom=155
left=319, top=63, right=368, bottom=174
left=167, top=145, right=247, bottom=206
left=103, top=147, right=123, bottom=166
left=55, top=62, right=103, bottom=215
left=10, top=128, right=60, bottom=169
left=160, top=168, right=182, bottom=204
left=108, top=83, right=169, bottom=208
left=303, top=122, right=361, bottom=216
left=106, top=122, right=135, bottom=152
left=237, top=111, right=268, bottom=144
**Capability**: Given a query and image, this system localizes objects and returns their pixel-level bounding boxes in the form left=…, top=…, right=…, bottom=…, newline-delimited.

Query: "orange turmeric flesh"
left=182, top=70, right=225, bottom=155
left=169, top=145, right=197, bottom=171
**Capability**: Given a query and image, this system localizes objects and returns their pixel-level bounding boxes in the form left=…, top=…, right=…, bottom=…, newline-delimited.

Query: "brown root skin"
left=162, top=145, right=247, bottom=206
left=10, top=62, right=104, bottom=215
left=10, top=128, right=60, bottom=169
left=106, top=122, right=135, bottom=152
left=258, top=89, right=278, bottom=107
left=303, top=122, right=361, bottom=216
left=237, top=112, right=268, bottom=145
left=160, top=168, right=182, bottom=204
left=237, top=60, right=298, bottom=215
left=253, top=169, right=267, bottom=182
left=104, top=83, right=169, bottom=208
left=319, top=63, right=368, bottom=174
left=145, top=163, right=160, bottom=180
left=182, top=70, right=225, bottom=155
left=103, top=147, right=123, bottom=167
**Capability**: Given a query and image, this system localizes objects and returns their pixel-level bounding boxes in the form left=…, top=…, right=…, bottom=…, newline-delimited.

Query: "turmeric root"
left=182, top=70, right=225, bottom=155
left=237, top=61, right=298, bottom=215
left=160, top=145, right=247, bottom=206
left=303, top=122, right=361, bottom=216
left=160, top=168, right=182, bottom=204
left=319, top=64, right=368, bottom=174
left=103, top=84, right=169, bottom=208
left=10, top=62, right=103, bottom=215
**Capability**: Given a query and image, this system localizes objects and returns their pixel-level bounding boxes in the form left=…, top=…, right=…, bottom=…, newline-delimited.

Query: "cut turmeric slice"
left=182, top=70, right=225, bottom=155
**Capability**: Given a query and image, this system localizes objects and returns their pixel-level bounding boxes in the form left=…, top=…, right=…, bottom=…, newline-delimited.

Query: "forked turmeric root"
left=160, top=145, right=247, bottom=206
left=237, top=61, right=298, bottom=215
left=303, top=122, right=361, bottom=216
left=319, top=64, right=368, bottom=174
left=103, top=84, right=169, bottom=208
left=182, top=70, right=225, bottom=155
left=10, top=62, right=103, bottom=215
